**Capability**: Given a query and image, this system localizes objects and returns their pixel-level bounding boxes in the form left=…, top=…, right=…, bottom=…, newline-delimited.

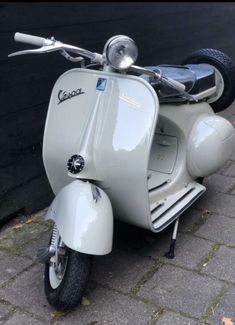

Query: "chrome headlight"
left=105, top=35, right=138, bottom=70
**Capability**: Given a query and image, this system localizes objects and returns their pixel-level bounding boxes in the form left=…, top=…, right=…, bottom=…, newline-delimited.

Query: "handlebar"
left=14, top=32, right=46, bottom=47
left=9, top=32, right=103, bottom=63
left=130, top=65, right=186, bottom=93
left=10, top=32, right=195, bottom=100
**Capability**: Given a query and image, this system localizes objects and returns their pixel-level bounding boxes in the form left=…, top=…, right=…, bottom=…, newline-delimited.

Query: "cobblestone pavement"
left=0, top=105, right=235, bottom=325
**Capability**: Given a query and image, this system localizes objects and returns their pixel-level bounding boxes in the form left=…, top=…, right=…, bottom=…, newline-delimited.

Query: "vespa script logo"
left=58, top=88, right=85, bottom=105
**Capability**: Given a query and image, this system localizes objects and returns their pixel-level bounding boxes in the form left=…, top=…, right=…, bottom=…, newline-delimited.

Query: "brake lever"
left=8, top=43, right=63, bottom=57
left=8, top=42, right=102, bottom=65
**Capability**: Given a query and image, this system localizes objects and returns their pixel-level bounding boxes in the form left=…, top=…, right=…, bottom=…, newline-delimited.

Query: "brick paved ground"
left=0, top=105, right=235, bottom=324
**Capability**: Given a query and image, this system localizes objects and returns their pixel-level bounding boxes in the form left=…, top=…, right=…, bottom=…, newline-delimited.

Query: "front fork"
left=36, top=224, right=65, bottom=264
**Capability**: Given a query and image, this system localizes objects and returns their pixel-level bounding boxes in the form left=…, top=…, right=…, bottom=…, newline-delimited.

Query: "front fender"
left=46, top=180, right=113, bottom=255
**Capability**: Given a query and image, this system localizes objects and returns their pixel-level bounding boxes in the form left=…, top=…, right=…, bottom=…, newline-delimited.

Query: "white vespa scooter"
left=9, top=33, right=235, bottom=310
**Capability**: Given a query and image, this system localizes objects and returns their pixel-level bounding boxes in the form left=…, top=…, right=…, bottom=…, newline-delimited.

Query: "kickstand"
left=164, top=218, right=179, bottom=259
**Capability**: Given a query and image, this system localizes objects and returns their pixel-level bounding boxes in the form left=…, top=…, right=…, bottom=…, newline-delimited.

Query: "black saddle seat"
left=186, top=64, right=215, bottom=94
left=145, top=64, right=215, bottom=95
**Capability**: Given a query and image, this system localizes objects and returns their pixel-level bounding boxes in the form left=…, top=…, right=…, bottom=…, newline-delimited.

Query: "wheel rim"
left=49, top=226, right=68, bottom=289
left=207, top=65, right=225, bottom=104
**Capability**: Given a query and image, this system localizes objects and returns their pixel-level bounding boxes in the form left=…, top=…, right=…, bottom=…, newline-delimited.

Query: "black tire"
left=44, top=233, right=91, bottom=310
left=182, top=48, right=235, bottom=113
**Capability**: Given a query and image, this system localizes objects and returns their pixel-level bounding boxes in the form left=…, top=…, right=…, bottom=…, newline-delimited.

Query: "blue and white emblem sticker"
left=96, top=78, right=107, bottom=91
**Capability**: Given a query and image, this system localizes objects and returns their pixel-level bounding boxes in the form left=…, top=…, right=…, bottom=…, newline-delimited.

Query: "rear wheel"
left=44, top=225, right=92, bottom=310
left=182, top=48, right=235, bottom=112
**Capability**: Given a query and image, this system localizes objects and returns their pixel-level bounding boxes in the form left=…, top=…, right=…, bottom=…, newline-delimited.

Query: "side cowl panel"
left=46, top=180, right=113, bottom=255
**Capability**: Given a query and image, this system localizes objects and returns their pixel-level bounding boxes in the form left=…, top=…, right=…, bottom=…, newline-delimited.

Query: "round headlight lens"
left=105, top=35, right=138, bottom=70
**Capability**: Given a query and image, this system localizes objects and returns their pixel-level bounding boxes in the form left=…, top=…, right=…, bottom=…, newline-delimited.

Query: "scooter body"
left=43, top=68, right=235, bottom=254
left=8, top=32, right=235, bottom=310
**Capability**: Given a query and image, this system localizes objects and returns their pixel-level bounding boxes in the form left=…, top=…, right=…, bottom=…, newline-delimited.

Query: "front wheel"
left=44, top=225, right=92, bottom=310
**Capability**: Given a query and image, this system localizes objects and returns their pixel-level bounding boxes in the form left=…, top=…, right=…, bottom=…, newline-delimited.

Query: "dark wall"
left=1, top=2, right=235, bottom=223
